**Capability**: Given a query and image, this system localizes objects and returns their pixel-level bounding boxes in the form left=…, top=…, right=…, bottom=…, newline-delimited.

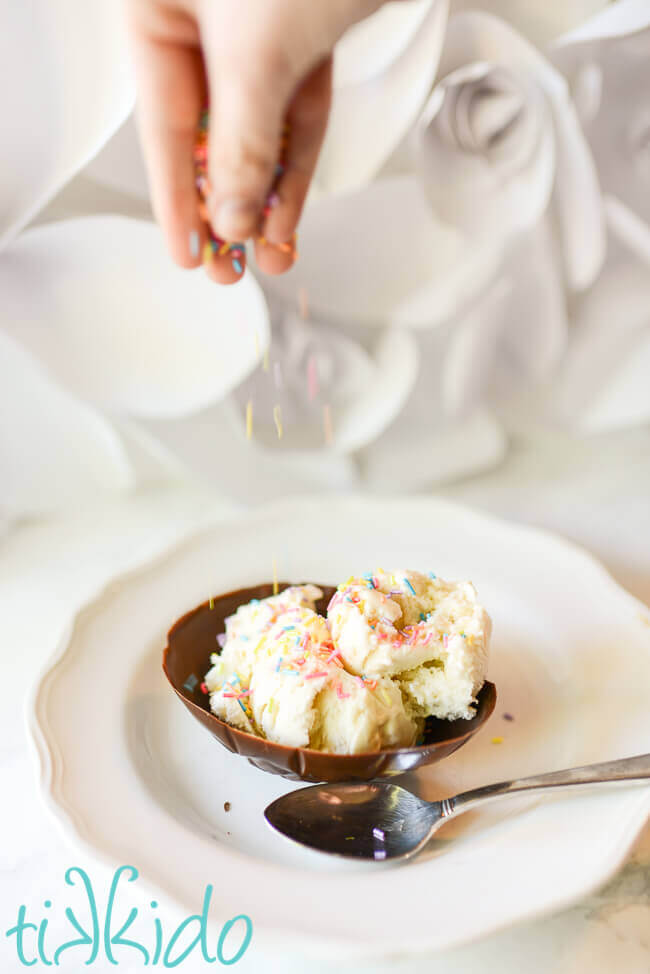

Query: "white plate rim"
left=25, top=493, right=650, bottom=959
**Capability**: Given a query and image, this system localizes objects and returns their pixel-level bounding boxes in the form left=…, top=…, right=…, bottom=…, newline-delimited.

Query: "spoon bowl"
left=265, top=753, right=650, bottom=861
left=265, top=781, right=439, bottom=860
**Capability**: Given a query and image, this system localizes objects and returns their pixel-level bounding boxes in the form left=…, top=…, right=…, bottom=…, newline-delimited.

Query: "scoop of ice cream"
left=309, top=671, right=422, bottom=753
left=327, top=569, right=491, bottom=720
left=205, top=570, right=490, bottom=753
left=206, top=592, right=419, bottom=752
left=206, top=583, right=322, bottom=689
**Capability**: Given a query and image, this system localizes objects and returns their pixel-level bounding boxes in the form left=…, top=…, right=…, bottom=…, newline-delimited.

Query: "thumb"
left=205, top=41, right=300, bottom=241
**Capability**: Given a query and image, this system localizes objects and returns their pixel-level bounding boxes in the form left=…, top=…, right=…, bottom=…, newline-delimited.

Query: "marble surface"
left=1, top=428, right=649, bottom=972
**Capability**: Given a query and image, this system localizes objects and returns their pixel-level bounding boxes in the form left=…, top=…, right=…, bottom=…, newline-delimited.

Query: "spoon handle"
left=447, top=753, right=650, bottom=817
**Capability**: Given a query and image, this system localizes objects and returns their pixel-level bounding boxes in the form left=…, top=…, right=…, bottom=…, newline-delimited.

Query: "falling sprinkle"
left=202, top=242, right=214, bottom=264
left=323, top=403, right=333, bottom=445
left=272, top=558, right=279, bottom=595
left=183, top=674, right=199, bottom=693
left=246, top=400, right=253, bottom=440
left=298, top=286, right=309, bottom=320
left=273, top=404, right=283, bottom=439
left=209, top=597, right=214, bottom=610
left=491, top=736, right=504, bottom=745
left=345, top=836, right=355, bottom=841
left=232, top=257, right=243, bottom=274
left=404, top=578, right=416, bottom=595
left=373, top=827, right=385, bottom=841
left=307, top=355, right=319, bottom=401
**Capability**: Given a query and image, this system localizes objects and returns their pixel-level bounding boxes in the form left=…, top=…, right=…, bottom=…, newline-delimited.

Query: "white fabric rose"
left=414, top=12, right=606, bottom=292
left=552, top=1, right=650, bottom=228
left=0, top=217, right=270, bottom=517
left=0, top=0, right=134, bottom=249
left=450, top=0, right=609, bottom=48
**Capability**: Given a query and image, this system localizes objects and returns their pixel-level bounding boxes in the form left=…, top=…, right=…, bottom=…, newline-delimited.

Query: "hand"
left=127, top=0, right=386, bottom=284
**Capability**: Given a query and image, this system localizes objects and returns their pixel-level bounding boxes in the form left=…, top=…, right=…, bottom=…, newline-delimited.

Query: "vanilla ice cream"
left=205, top=570, right=490, bottom=753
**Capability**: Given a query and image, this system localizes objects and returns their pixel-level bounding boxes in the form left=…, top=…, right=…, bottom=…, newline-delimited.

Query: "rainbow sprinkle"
left=246, top=400, right=253, bottom=440
left=273, top=404, right=283, bottom=439
left=298, top=287, right=309, bottom=320
left=307, top=355, right=318, bottom=401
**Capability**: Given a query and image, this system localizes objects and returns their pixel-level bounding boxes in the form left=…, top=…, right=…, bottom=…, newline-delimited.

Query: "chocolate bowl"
left=163, top=583, right=497, bottom=783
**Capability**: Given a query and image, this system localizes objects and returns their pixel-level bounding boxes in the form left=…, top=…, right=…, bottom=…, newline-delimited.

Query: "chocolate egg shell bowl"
left=163, top=583, right=496, bottom=783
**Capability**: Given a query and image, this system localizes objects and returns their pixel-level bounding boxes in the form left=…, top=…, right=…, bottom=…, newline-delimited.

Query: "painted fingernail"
left=189, top=230, right=200, bottom=259
left=214, top=199, right=259, bottom=239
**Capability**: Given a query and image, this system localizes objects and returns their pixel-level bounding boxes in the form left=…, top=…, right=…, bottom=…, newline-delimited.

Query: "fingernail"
left=214, top=199, right=259, bottom=239
left=189, top=230, right=200, bottom=259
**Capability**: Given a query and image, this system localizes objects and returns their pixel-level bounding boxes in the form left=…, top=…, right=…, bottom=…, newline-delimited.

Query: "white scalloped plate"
left=27, top=496, right=650, bottom=959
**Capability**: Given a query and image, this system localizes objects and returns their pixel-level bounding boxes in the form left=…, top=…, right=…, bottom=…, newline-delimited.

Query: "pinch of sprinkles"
left=273, top=404, right=283, bottom=439
left=246, top=400, right=253, bottom=440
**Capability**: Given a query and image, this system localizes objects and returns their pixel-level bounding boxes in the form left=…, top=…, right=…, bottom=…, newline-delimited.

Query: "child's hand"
left=128, top=0, right=385, bottom=284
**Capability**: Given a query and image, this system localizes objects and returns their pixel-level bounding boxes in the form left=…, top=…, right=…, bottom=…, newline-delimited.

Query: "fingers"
left=201, top=24, right=300, bottom=242
left=264, top=58, right=332, bottom=246
left=128, top=12, right=207, bottom=268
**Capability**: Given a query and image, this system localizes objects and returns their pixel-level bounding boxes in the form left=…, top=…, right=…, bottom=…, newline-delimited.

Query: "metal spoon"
left=264, top=753, right=650, bottom=861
